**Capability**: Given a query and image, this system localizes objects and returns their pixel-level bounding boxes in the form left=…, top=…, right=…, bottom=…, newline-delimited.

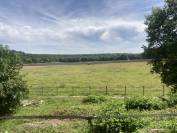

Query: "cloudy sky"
left=0, top=0, right=164, bottom=54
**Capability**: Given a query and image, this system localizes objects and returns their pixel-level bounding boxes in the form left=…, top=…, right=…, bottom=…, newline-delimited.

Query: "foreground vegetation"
left=0, top=95, right=177, bottom=133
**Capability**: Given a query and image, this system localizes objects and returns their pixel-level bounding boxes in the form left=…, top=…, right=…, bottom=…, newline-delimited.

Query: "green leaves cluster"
left=91, top=103, right=146, bottom=133
left=125, top=96, right=167, bottom=111
left=0, top=45, right=28, bottom=115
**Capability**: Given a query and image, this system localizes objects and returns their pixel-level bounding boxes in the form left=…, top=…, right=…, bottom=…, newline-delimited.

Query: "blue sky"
left=0, top=0, right=164, bottom=54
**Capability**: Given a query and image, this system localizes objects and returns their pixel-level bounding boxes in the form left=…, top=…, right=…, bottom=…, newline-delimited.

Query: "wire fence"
left=28, top=84, right=168, bottom=97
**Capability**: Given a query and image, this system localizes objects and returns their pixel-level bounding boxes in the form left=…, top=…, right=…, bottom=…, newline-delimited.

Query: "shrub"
left=166, top=93, right=177, bottom=107
left=125, top=96, right=167, bottom=111
left=82, top=95, right=107, bottom=104
left=142, top=118, right=177, bottom=133
left=91, top=102, right=147, bottom=133
left=0, top=45, right=28, bottom=115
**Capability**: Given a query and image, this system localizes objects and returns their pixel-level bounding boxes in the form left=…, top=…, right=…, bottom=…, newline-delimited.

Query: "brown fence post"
left=72, top=87, right=74, bottom=96
left=143, top=86, right=145, bottom=96
left=124, top=85, right=127, bottom=103
left=106, top=85, right=108, bottom=95
left=162, top=85, right=165, bottom=96
left=89, top=86, right=91, bottom=95
left=41, top=87, right=43, bottom=96
left=124, top=85, right=127, bottom=96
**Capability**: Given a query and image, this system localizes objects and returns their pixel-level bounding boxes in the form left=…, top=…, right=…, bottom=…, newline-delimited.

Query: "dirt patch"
left=21, top=119, right=65, bottom=128
left=23, top=65, right=49, bottom=69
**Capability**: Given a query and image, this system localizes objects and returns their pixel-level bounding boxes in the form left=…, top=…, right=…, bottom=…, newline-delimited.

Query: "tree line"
left=12, top=50, right=145, bottom=64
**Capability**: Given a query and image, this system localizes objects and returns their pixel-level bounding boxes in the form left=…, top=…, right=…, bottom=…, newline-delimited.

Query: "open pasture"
left=22, top=62, right=168, bottom=97
left=1, top=61, right=175, bottom=133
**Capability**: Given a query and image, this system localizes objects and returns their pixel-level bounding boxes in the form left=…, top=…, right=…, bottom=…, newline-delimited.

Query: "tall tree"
left=144, top=0, right=177, bottom=93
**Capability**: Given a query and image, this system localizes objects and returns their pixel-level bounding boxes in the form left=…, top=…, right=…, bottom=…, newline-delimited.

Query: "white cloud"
left=0, top=18, right=145, bottom=41
left=0, top=17, right=146, bottom=53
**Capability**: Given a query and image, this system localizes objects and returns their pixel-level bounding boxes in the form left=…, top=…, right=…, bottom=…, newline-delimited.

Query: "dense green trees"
left=13, top=50, right=143, bottom=64
left=144, top=0, right=177, bottom=93
left=0, top=45, right=28, bottom=115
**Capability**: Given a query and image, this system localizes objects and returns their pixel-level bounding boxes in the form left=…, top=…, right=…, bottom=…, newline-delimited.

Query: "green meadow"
left=23, top=62, right=167, bottom=97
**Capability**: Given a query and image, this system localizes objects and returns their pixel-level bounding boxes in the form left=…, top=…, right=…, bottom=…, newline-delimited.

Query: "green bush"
left=125, top=96, right=167, bottom=111
left=91, top=102, right=147, bottom=133
left=141, top=118, right=177, bottom=133
left=166, top=93, right=177, bottom=107
left=82, top=95, right=107, bottom=104
left=0, top=45, right=28, bottom=115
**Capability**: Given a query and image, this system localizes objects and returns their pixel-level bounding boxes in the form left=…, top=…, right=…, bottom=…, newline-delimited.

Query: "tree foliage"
left=13, top=50, right=143, bottom=64
left=144, top=0, right=177, bottom=93
left=0, top=45, right=28, bottom=115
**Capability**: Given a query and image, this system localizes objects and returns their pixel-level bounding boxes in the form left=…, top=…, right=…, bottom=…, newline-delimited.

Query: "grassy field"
left=23, top=62, right=167, bottom=97
left=0, top=61, right=176, bottom=133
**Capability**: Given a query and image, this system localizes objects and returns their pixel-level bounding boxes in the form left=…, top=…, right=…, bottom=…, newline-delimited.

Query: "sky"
left=0, top=0, right=164, bottom=54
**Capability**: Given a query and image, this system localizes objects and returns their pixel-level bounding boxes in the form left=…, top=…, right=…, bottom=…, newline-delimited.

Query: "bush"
left=91, top=102, right=147, bottom=133
left=0, top=45, right=28, bottom=115
left=166, top=93, right=177, bottom=107
left=82, top=95, right=107, bottom=104
left=125, top=96, right=167, bottom=111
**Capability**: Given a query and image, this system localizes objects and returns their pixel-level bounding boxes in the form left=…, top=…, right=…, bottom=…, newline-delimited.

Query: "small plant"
left=125, top=96, right=167, bottom=111
left=91, top=102, right=147, bottom=133
left=82, top=95, right=107, bottom=104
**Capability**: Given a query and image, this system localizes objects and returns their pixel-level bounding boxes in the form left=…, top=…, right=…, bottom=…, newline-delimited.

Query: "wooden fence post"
left=106, top=85, right=108, bottom=95
left=162, top=85, right=165, bottom=96
left=143, top=86, right=145, bottom=96
left=72, top=87, right=74, bottom=96
left=124, top=85, right=127, bottom=96
left=89, top=86, right=91, bottom=95
left=41, top=87, right=43, bottom=96
left=124, top=85, right=127, bottom=103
